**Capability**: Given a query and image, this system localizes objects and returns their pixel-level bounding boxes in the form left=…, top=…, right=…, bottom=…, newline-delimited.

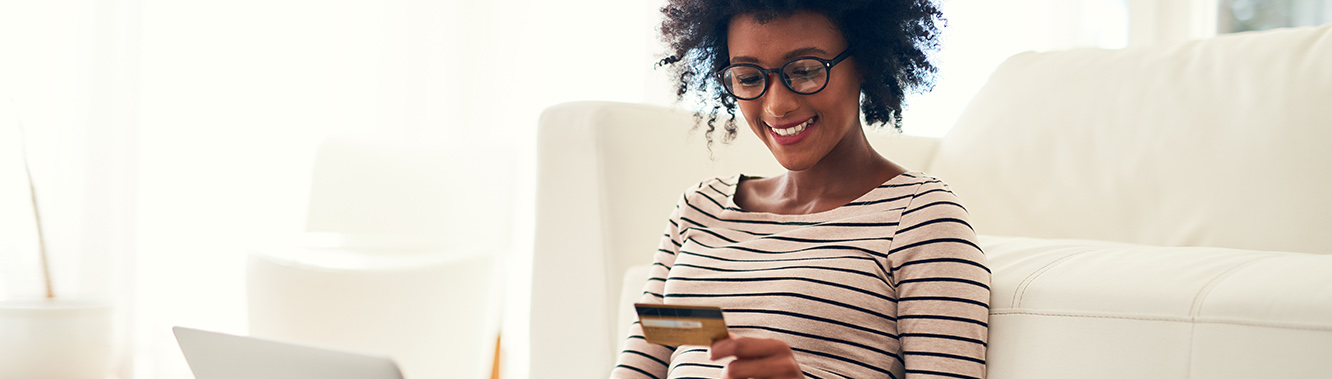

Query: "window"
left=1218, top=0, right=1332, bottom=33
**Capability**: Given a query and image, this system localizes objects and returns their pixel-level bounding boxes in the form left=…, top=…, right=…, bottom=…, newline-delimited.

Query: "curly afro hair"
left=659, top=0, right=944, bottom=146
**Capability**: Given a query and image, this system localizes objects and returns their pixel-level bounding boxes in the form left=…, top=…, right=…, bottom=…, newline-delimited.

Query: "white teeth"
left=771, top=118, right=814, bottom=137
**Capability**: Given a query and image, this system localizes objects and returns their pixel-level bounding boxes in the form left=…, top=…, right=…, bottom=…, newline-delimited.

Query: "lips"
left=767, top=116, right=815, bottom=145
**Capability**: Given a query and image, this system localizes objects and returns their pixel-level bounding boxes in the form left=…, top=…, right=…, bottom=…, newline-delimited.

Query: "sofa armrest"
left=616, top=265, right=653, bottom=353
left=516, top=101, right=939, bottom=379
left=867, top=132, right=940, bottom=173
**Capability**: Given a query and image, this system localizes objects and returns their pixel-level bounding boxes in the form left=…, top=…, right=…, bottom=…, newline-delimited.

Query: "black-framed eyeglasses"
left=717, top=48, right=853, bottom=100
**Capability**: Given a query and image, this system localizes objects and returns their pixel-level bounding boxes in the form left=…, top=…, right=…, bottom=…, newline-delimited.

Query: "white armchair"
left=247, top=137, right=503, bottom=379
left=510, top=24, right=1332, bottom=379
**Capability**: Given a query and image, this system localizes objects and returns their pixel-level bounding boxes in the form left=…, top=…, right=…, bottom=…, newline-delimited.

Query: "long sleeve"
left=890, top=182, right=991, bottom=379
left=611, top=193, right=688, bottom=379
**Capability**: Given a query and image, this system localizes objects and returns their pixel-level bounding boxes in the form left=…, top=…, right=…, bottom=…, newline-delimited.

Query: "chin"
left=771, top=154, right=818, bottom=172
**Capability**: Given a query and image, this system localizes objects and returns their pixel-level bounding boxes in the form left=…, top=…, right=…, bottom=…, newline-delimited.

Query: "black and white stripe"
left=612, top=172, right=990, bottom=379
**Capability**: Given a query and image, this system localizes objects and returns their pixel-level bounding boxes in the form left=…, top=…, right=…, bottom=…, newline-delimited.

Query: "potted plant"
left=0, top=99, right=115, bottom=379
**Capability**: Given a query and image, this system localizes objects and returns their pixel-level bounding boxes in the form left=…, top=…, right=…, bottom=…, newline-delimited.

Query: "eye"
left=788, top=66, right=825, bottom=80
left=736, top=74, right=764, bottom=87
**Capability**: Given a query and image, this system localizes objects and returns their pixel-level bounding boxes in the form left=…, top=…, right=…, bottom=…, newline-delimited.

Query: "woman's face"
left=726, top=11, right=862, bottom=171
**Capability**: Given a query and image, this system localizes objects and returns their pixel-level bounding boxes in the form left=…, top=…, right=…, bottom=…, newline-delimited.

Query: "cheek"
left=827, top=79, right=862, bottom=118
left=809, top=85, right=860, bottom=121
left=829, top=65, right=863, bottom=113
left=737, top=101, right=764, bottom=131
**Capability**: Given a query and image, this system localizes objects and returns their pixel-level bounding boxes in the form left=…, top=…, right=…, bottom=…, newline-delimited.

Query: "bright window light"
left=902, top=0, right=1129, bottom=137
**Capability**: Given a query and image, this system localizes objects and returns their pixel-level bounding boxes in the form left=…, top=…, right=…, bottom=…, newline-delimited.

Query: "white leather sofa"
left=508, top=25, right=1332, bottom=379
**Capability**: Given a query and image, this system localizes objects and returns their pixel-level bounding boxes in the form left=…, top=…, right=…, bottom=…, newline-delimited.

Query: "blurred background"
left=1, top=0, right=1329, bottom=378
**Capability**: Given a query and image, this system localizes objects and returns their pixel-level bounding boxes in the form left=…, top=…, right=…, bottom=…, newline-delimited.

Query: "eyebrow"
left=730, top=47, right=832, bottom=64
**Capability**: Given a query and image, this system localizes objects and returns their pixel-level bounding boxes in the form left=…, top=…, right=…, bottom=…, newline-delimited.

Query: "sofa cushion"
left=929, top=25, right=1332, bottom=254
left=982, top=236, right=1332, bottom=379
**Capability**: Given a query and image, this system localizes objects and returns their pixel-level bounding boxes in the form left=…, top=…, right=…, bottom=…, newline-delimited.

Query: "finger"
left=722, top=337, right=792, bottom=359
left=710, top=335, right=736, bottom=360
left=722, top=354, right=803, bottom=379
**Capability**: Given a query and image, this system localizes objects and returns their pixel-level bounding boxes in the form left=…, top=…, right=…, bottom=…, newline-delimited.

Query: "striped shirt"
left=612, top=172, right=990, bottom=379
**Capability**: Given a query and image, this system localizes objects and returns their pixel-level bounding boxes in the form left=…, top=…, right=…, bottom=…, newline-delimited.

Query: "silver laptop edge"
left=173, top=326, right=404, bottom=379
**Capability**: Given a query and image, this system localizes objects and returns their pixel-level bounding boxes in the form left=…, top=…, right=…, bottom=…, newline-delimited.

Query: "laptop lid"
left=173, top=326, right=404, bottom=379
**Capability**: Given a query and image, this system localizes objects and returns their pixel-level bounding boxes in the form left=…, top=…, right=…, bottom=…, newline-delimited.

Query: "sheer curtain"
left=0, top=1, right=138, bottom=377
left=4, top=0, right=662, bottom=378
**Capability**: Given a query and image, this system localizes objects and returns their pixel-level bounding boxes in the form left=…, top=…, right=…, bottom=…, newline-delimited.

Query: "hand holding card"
left=710, top=334, right=806, bottom=379
left=634, top=303, right=729, bottom=346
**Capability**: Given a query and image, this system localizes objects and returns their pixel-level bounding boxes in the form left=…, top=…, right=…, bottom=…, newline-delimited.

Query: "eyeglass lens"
left=721, top=58, right=829, bottom=100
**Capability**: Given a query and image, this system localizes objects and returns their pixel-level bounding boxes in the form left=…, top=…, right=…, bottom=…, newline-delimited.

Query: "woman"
left=613, top=1, right=989, bottom=378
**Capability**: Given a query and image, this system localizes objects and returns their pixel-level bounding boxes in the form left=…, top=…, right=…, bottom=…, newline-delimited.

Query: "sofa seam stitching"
left=1184, top=255, right=1277, bottom=379
left=1188, top=256, right=1276, bottom=318
left=990, top=310, right=1332, bottom=332
left=1012, top=250, right=1093, bottom=307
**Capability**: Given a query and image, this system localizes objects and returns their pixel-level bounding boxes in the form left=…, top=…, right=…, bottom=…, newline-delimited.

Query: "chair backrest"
left=252, top=136, right=503, bottom=379
left=518, top=101, right=939, bottom=379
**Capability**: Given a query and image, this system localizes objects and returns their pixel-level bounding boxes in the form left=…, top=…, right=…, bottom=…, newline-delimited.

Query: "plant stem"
left=15, top=110, right=54, bottom=299
left=30, top=174, right=54, bottom=299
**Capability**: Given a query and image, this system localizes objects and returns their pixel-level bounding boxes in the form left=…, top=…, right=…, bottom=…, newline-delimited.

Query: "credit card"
left=634, top=303, right=728, bottom=346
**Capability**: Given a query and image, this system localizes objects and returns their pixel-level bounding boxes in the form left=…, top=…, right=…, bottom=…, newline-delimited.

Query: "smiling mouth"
left=770, top=117, right=815, bottom=137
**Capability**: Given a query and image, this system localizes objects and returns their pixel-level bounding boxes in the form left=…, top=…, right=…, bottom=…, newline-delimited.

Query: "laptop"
left=173, top=326, right=405, bottom=379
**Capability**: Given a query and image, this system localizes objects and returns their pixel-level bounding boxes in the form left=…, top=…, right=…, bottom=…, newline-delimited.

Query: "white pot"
left=0, top=299, right=114, bottom=379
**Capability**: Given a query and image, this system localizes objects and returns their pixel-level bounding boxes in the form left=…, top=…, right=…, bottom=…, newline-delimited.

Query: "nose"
left=762, top=73, right=798, bottom=119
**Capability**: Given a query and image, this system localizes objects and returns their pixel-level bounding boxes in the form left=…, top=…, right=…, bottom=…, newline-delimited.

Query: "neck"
left=777, top=128, right=901, bottom=202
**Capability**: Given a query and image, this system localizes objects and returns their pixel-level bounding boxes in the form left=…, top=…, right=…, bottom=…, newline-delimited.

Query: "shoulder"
left=889, top=174, right=983, bottom=261
left=682, top=175, right=739, bottom=198
left=674, top=175, right=741, bottom=213
left=899, top=172, right=968, bottom=218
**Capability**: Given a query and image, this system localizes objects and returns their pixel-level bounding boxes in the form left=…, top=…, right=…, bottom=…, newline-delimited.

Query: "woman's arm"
left=890, top=181, right=991, bottom=379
